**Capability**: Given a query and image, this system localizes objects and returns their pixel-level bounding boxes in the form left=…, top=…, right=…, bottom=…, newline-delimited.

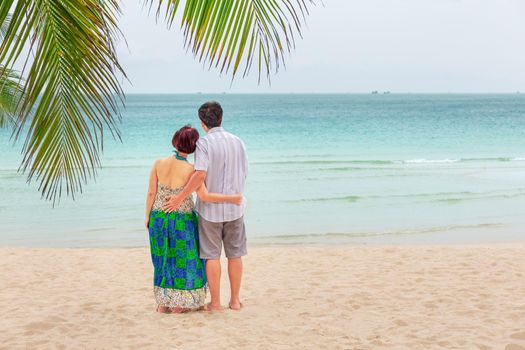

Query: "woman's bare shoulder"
left=153, top=156, right=173, bottom=168
left=178, top=161, right=194, bottom=175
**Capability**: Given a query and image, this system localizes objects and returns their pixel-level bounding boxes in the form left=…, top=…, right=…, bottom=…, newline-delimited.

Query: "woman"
left=145, top=125, right=241, bottom=313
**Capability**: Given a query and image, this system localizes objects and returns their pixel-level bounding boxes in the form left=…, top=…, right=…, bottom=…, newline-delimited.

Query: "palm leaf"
left=0, top=0, right=314, bottom=203
left=0, top=0, right=125, bottom=203
left=147, top=0, right=315, bottom=81
left=0, top=14, right=24, bottom=128
left=0, top=66, right=23, bottom=128
left=0, top=12, right=10, bottom=40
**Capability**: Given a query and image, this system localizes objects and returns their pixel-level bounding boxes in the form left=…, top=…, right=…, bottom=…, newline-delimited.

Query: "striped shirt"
left=194, top=127, right=248, bottom=222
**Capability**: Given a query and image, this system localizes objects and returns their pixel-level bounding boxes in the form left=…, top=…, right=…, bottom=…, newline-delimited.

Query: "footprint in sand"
left=81, top=302, right=100, bottom=311
left=505, top=331, right=525, bottom=350
left=24, top=316, right=67, bottom=334
left=117, top=317, right=136, bottom=326
left=505, top=344, right=525, bottom=350
left=474, top=343, right=491, bottom=350
left=266, top=288, right=278, bottom=295
left=437, top=340, right=451, bottom=347
left=393, top=319, right=408, bottom=327
left=423, top=301, right=436, bottom=309
left=511, top=332, right=525, bottom=340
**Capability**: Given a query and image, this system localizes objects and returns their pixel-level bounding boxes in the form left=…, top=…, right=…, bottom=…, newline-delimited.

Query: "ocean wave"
left=428, top=191, right=525, bottom=204
left=319, top=167, right=370, bottom=172
left=402, top=157, right=523, bottom=164
left=253, top=223, right=504, bottom=241
left=252, top=160, right=394, bottom=165
left=253, top=156, right=525, bottom=167
left=455, top=157, right=525, bottom=163
left=289, top=189, right=525, bottom=204
left=403, top=158, right=460, bottom=164
left=395, top=156, right=525, bottom=164
left=292, top=195, right=362, bottom=203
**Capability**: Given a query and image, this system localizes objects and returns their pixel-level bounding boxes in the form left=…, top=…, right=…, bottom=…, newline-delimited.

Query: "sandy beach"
left=1, top=244, right=524, bottom=349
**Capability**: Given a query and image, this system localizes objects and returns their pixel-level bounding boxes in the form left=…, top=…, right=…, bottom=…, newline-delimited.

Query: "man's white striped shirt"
left=194, top=127, right=248, bottom=223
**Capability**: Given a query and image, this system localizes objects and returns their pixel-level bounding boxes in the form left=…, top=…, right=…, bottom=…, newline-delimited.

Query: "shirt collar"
left=208, top=127, right=224, bottom=134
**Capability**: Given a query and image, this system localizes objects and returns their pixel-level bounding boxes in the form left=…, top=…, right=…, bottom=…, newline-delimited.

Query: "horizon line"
left=122, top=91, right=525, bottom=95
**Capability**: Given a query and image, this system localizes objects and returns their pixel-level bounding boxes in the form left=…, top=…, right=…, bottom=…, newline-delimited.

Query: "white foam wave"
left=403, top=158, right=460, bottom=164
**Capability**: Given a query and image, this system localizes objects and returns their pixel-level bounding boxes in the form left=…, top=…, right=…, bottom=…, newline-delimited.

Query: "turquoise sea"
left=1, top=94, right=525, bottom=247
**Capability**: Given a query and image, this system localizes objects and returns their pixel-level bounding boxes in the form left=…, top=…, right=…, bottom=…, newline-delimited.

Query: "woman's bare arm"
left=196, top=184, right=243, bottom=205
left=145, top=161, right=159, bottom=228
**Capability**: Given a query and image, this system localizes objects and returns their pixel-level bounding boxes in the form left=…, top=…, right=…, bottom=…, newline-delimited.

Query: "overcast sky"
left=116, top=0, right=525, bottom=93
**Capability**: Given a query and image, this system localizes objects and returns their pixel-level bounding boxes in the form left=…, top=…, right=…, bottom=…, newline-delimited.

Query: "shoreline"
left=2, top=239, right=525, bottom=250
left=2, top=227, right=524, bottom=249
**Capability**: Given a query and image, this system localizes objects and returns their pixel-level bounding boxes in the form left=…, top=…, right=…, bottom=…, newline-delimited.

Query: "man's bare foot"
left=228, top=300, right=244, bottom=311
left=204, top=302, right=223, bottom=312
left=156, top=306, right=171, bottom=314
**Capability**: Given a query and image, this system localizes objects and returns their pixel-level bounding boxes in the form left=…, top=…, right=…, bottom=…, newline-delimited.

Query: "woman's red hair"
left=172, top=125, right=200, bottom=154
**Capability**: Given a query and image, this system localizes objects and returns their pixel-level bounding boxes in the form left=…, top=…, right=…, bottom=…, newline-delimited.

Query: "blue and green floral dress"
left=148, top=183, right=207, bottom=309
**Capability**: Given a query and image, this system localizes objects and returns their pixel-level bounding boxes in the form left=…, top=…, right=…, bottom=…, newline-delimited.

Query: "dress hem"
left=153, top=285, right=207, bottom=309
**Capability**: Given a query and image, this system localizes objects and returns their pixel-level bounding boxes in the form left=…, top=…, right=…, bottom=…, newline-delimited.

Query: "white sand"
left=1, top=244, right=524, bottom=349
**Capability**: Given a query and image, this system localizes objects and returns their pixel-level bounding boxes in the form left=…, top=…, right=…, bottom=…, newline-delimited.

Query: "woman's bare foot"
left=156, top=305, right=171, bottom=314
left=204, top=302, right=223, bottom=312
left=170, top=307, right=190, bottom=313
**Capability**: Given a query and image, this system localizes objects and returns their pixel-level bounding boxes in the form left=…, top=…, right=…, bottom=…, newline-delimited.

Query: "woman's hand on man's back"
left=232, top=194, right=243, bottom=206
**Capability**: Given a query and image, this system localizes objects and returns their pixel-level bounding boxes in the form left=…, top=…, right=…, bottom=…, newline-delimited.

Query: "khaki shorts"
left=198, top=216, right=247, bottom=259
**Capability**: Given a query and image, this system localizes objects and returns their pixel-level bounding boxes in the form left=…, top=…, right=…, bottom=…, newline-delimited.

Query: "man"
left=163, top=101, right=248, bottom=311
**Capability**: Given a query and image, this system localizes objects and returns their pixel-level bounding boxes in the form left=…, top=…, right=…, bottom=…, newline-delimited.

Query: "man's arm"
left=162, top=170, right=206, bottom=212
left=196, top=183, right=242, bottom=204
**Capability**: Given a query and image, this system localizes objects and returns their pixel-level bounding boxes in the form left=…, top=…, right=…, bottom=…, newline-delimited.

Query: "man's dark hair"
left=198, top=101, right=223, bottom=128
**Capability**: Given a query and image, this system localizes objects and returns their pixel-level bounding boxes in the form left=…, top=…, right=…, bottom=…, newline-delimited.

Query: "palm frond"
left=147, top=0, right=315, bottom=81
left=0, top=66, right=23, bottom=128
left=0, top=0, right=314, bottom=203
left=0, top=0, right=125, bottom=203
left=0, top=13, right=10, bottom=40
left=0, top=14, right=23, bottom=128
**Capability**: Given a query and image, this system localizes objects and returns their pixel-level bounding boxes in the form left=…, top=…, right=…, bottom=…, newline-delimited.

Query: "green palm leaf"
left=148, top=0, right=315, bottom=81
left=0, top=66, right=23, bottom=128
left=0, top=0, right=126, bottom=202
left=0, top=15, right=24, bottom=128
left=0, top=12, right=10, bottom=40
left=0, top=0, right=313, bottom=203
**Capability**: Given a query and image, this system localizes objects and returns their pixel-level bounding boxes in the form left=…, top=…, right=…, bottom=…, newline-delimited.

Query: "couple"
left=145, top=101, right=248, bottom=313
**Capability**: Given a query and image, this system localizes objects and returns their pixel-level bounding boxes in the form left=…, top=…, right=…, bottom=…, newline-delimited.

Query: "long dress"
left=148, top=183, right=207, bottom=309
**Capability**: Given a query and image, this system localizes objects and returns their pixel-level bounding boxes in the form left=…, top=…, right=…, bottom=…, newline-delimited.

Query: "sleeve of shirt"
left=194, top=138, right=209, bottom=171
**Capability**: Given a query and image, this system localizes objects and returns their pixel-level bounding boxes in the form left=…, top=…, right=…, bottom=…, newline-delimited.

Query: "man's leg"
left=227, top=257, right=243, bottom=309
left=223, top=217, right=247, bottom=310
left=198, top=217, right=223, bottom=311
left=206, top=259, right=222, bottom=309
